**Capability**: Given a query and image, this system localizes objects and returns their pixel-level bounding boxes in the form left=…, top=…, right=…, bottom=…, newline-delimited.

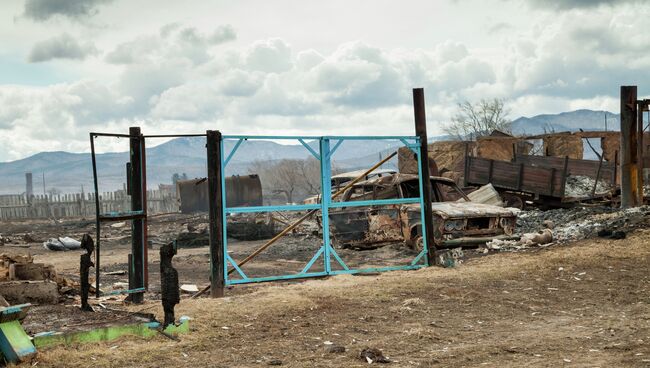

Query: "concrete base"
left=0, top=281, right=59, bottom=305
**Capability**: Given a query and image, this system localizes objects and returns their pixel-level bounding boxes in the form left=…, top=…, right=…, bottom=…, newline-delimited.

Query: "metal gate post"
left=320, top=138, right=332, bottom=274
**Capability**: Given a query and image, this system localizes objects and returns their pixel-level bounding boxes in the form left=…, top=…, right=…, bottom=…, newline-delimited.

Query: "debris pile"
left=517, top=206, right=649, bottom=244
left=564, top=175, right=612, bottom=198
left=486, top=229, right=553, bottom=251
left=0, top=254, right=74, bottom=304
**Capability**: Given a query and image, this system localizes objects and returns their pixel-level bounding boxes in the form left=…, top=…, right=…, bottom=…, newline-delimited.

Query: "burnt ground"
left=0, top=213, right=421, bottom=297
left=0, top=214, right=649, bottom=367
left=22, top=305, right=153, bottom=335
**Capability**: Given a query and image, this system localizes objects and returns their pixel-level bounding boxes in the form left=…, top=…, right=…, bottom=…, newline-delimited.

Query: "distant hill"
left=0, top=137, right=405, bottom=194
left=511, top=109, right=619, bottom=135
left=0, top=109, right=625, bottom=194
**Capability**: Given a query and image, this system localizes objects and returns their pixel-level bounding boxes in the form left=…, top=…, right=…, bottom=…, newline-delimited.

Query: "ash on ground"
left=564, top=175, right=612, bottom=198
left=516, top=205, right=650, bottom=244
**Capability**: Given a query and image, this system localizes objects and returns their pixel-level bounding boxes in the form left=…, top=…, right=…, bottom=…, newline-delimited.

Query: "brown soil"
left=22, top=305, right=152, bottom=335
left=17, top=226, right=648, bottom=367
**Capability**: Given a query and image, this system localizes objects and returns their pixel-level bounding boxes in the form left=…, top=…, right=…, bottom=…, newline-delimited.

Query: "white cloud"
left=3, top=0, right=650, bottom=162
left=23, top=0, right=114, bottom=21
left=244, top=38, right=293, bottom=73
left=150, top=84, right=221, bottom=120
left=216, top=70, right=263, bottom=97
left=28, top=33, right=97, bottom=62
left=105, top=24, right=237, bottom=66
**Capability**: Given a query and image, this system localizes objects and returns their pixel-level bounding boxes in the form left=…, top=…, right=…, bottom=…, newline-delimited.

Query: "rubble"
left=486, top=229, right=553, bottom=251
left=459, top=184, right=503, bottom=206
left=359, top=347, right=390, bottom=364
left=0, top=254, right=79, bottom=304
left=517, top=206, right=649, bottom=244
left=597, top=229, right=626, bottom=239
left=564, top=175, right=612, bottom=198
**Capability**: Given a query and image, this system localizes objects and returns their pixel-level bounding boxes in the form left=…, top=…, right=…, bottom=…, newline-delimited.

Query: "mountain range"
left=0, top=109, right=623, bottom=194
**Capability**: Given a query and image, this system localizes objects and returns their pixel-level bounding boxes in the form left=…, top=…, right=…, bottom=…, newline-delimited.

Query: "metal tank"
left=176, top=174, right=263, bottom=213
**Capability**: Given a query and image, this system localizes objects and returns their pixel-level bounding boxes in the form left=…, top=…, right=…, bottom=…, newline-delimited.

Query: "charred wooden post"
left=207, top=130, right=225, bottom=298
left=128, top=126, right=145, bottom=303
left=592, top=154, right=604, bottom=198
left=620, top=86, right=638, bottom=208
left=160, top=242, right=179, bottom=328
left=80, top=234, right=94, bottom=312
left=25, top=173, right=34, bottom=217
left=413, top=88, right=436, bottom=265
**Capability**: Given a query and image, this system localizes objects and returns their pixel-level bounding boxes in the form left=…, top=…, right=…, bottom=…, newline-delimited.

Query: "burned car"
left=327, top=174, right=518, bottom=250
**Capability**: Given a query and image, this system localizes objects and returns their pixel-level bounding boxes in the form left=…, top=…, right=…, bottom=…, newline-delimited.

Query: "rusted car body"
left=303, top=169, right=396, bottom=204
left=328, top=174, right=518, bottom=249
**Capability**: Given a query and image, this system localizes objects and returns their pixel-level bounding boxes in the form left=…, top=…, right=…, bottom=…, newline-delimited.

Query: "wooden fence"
left=0, top=188, right=178, bottom=221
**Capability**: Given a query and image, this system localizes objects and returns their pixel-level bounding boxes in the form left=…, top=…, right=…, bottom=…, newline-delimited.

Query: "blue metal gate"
left=220, top=135, right=430, bottom=285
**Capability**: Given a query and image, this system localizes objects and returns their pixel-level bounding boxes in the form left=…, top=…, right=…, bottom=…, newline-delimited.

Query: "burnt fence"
left=0, top=188, right=178, bottom=221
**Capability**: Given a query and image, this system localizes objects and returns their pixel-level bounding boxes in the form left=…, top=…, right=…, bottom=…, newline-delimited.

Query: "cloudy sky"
left=0, top=0, right=649, bottom=161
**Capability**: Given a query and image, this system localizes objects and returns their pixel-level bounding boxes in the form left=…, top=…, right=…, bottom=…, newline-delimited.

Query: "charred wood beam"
left=160, top=242, right=179, bottom=328
left=206, top=130, right=225, bottom=298
left=620, top=86, right=638, bottom=208
left=80, top=234, right=94, bottom=312
left=413, top=88, right=436, bottom=265
left=128, top=126, right=145, bottom=303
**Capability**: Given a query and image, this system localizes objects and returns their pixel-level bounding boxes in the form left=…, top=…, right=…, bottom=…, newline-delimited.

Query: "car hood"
left=405, top=202, right=520, bottom=219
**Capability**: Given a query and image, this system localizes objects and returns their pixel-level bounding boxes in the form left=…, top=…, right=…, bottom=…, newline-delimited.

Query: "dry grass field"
left=29, top=228, right=650, bottom=367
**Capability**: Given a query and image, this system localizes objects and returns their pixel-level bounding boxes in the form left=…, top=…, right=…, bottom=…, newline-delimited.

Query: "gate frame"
left=218, top=135, right=431, bottom=286
left=89, top=131, right=208, bottom=300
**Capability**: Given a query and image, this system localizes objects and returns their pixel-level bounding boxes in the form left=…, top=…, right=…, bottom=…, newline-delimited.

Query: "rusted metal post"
left=413, top=88, right=436, bottom=265
left=620, top=86, right=638, bottom=208
left=637, top=100, right=646, bottom=203
left=207, top=130, right=225, bottom=298
left=129, top=126, right=145, bottom=303
left=90, top=133, right=101, bottom=298
left=141, top=137, right=149, bottom=289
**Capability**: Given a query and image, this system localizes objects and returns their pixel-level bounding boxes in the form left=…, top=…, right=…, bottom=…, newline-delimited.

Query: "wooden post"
left=129, top=127, right=145, bottom=303
left=559, top=156, right=569, bottom=197
left=463, top=143, right=470, bottom=187
left=613, top=150, right=619, bottom=186
left=620, top=86, right=638, bottom=208
left=207, top=130, right=225, bottom=298
left=413, top=88, right=436, bottom=265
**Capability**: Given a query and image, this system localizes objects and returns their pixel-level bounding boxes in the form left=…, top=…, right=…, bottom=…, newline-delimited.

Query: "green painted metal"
left=33, top=316, right=190, bottom=349
left=0, top=320, right=36, bottom=363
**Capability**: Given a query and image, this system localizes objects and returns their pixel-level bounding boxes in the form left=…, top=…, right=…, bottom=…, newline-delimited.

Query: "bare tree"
left=443, top=98, right=511, bottom=140
left=249, top=157, right=348, bottom=203
left=297, top=157, right=321, bottom=195
left=250, top=159, right=315, bottom=203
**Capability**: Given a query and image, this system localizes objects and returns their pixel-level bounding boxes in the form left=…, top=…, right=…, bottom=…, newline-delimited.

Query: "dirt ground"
left=0, top=214, right=420, bottom=296
left=0, top=223, right=640, bottom=366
